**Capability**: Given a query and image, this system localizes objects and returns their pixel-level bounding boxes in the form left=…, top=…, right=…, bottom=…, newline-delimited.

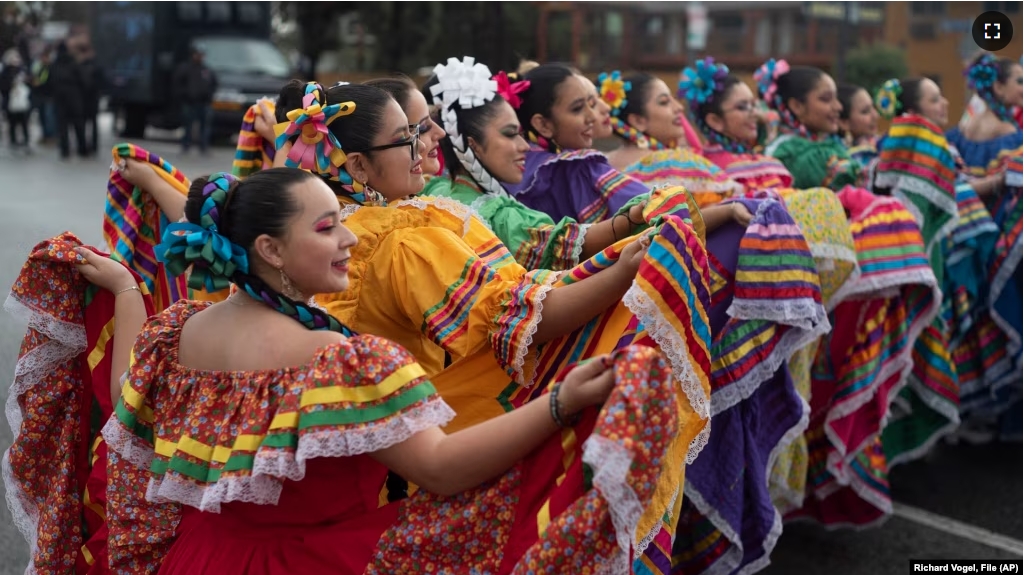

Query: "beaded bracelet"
left=549, top=383, right=581, bottom=427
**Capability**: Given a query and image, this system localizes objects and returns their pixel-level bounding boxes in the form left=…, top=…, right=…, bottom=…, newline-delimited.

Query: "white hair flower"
left=429, top=56, right=509, bottom=196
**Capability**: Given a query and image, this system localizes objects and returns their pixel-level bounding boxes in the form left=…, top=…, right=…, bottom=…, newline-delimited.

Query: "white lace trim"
left=2, top=294, right=88, bottom=575
left=392, top=196, right=477, bottom=237
left=569, top=224, right=593, bottom=268
left=102, top=398, right=455, bottom=513
left=875, top=171, right=961, bottom=259
left=622, top=283, right=710, bottom=464
left=885, top=406, right=959, bottom=469
left=634, top=485, right=678, bottom=556
left=583, top=435, right=641, bottom=572
left=737, top=392, right=810, bottom=575
left=807, top=242, right=858, bottom=269
left=989, top=234, right=1023, bottom=353
left=763, top=134, right=795, bottom=158
left=832, top=266, right=938, bottom=305
left=711, top=309, right=831, bottom=416
left=767, top=394, right=812, bottom=515
left=726, top=297, right=827, bottom=331
left=338, top=203, right=362, bottom=223
left=682, top=483, right=743, bottom=575
left=467, top=194, right=496, bottom=233
left=508, top=273, right=558, bottom=388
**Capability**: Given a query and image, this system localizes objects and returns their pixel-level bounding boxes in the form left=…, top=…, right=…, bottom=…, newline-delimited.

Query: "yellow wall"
left=884, top=2, right=1023, bottom=120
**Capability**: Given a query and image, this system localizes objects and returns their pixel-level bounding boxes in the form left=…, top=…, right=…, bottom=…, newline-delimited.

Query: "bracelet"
left=549, top=383, right=580, bottom=428
left=626, top=209, right=645, bottom=228
left=114, top=285, right=141, bottom=296
left=611, top=214, right=623, bottom=242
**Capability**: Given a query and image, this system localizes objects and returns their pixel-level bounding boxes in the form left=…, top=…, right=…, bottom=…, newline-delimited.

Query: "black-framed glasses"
left=356, top=131, right=421, bottom=161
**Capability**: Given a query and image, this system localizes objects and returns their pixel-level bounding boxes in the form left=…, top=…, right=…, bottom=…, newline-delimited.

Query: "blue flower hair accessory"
left=965, top=54, right=1015, bottom=124
left=679, top=57, right=730, bottom=108
left=156, top=172, right=250, bottom=293
left=875, top=78, right=903, bottom=120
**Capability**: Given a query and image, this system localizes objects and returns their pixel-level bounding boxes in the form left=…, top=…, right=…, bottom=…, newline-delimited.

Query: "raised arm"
left=373, top=354, right=615, bottom=496
left=117, top=159, right=187, bottom=222
left=74, top=247, right=148, bottom=406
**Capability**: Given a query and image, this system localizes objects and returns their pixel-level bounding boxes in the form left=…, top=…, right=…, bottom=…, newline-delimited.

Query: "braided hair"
left=156, top=170, right=355, bottom=336
left=965, top=54, right=1019, bottom=124
left=515, top=63, right=578, bottom=153
left=424, top=57, right=510, bottom=195
left=422, top=57, right=521, bottom=194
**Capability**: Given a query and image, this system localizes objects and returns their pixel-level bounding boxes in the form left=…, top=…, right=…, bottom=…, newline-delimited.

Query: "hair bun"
left=158, top=172, right=249, bottom=293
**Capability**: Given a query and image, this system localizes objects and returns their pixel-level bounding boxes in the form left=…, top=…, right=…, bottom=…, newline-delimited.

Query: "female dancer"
left=838, top=82, right=881, bottom=186
left=102, top=167, right=682, bottom=573
left=4, top=232, right=153, bottom=574
left=875, top=76, right=1018, bottom=446
left=947, top=54, right=1023, bottom=179
left=755, top=59, right=942, bottom=528
left=270, top=79, right=716, bottom=572
left=415, top=58, right=651, bottom=270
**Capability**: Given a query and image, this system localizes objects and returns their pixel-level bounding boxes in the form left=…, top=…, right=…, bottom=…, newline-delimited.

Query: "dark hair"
left=838, top=83, right=868, bottom=121
left=693, top=74, right=745, bottom=123
left=182, top=169, right=354, bottom=335
left=972, top=53, right=1018, bottom=84
left=776, top=66, right=827, bottom=109
left=275, top=79, right=395, bottom=191
left=516, top=63, right=577, bottom=141
left=618, top=72, right=658, bottom=122
left=365, top=75, right=418, bottom=110
left=896, top=78, right=928, bottom=115
left=185, top=169, right=304, bottom=250
left=421, top=74, right=507, bottom=179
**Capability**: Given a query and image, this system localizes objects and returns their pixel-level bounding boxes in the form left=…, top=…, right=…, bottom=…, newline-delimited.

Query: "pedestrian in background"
left=31, top=47, right=55, bottom=145
left=76, top=42, right=102, bottom=156
left=173, top=45, right=217, bottom=154
left=49, top=42, right=87, bottom=160
left=1, top=48, right=28, bottom=149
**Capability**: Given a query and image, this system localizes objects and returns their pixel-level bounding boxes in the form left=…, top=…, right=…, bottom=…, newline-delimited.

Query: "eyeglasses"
left=357, top=130, right=421, bottom=161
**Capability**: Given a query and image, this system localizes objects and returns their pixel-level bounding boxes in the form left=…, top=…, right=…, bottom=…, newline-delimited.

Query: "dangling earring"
left=279, top=267, right=303, bottom=301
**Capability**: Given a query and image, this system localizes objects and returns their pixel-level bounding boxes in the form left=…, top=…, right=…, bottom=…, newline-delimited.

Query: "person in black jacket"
left=49, top=42, right=87, bottom=159
left=173, top=46, right=217, bottom=154
left=77, top=44, right=102, bottom=155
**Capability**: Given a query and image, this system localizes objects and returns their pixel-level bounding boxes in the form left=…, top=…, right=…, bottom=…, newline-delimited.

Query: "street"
left=0, top=116, right=1020, bottom=574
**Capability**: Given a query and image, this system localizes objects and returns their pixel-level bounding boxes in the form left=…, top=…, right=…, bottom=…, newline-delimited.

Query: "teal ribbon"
left=156, top=221, right=249, bottom=293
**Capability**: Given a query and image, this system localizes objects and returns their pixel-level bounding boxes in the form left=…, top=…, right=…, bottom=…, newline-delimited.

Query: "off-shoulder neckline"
left=160, top=300, right=349, bottom=379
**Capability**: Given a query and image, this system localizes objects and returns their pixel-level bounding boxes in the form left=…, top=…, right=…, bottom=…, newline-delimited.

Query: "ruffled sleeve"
left=767, top=136, right=860, bottom=191
left=621, top=148, right=745, bottom=208
left=363, top=227, right=558, bottom=386
left=477, top=194, right=591, bottom=271
left=103, top=305, right=453, bottom=573
left=506, top=148, right=651, bottom=223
